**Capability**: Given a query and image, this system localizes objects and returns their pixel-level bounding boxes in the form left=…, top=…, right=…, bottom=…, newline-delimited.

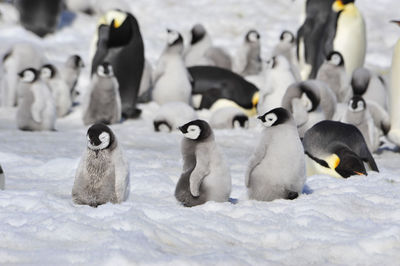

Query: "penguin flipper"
left=360, top=146, right=379, bottom=172
left=366, top=100, right=391, bottom=135
left=245, top=144, right=267, bottom=187
left=189, top=146, right=210, bottom=197
left=199, top=88, right=222, bottom=109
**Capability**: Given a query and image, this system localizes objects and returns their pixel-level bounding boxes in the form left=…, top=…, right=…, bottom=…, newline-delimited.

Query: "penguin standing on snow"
left=153, top=102, right=198, bottom=132
left=246, top=108, right=306, bottom=201
left=234, top=29, right=262, bottom=76
left=91, top=10, right=144, bottom=119
left=185, top=23, right=232, bottom=70
left=152, top=29, right=192, bottom=106
left=303, top=120, right=378, bottom=178
left=175, top=120, right=231, bottom=207
left=16, top=68, right=56, bottom=131
left=83, top=62, right=121, bottom=126
left=40, top=64, right=72, bottom=117
left=72, top=123, right=130, bottom=207
left=389, top=20, right=400, bottom=146
left=60, top=55, right=85, bottom=104
left=209, top=107, right=249, bottom=130
left=0, top=164, right=4, bottom=190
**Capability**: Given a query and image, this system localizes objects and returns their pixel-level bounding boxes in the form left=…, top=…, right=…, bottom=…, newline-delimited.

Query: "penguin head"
left=178, top=119, right=212, bottom=141
left=67, top=55, right=84, bottom=69
left=97, top=62, right=114, bottom=77
left=328, top=144, right=367, bottom=178
left=333, top=0, right=355, bottom=12
left=245, top=30, right=260, bottom=43
left=232, top=114, right=249, bottom=129
left=99, top=10, right=135, bottom=48
left=190, top=23, right=206, bottom=45
left=299, top=83, right=320, bottom=112
left=327, top=51, right=344, bottom=66
left=86, top=123, right=115, bottom=151
left=40, top=64, right=57, bottom=80
left=18, top=68, right=39, bottom=83
left=351, top=67, right=371, bottom=96
left=153, top=120, right=172, bottom=132
left=166, top=29, right=184, bottom=51
left=348, top=96, right=366, bottom=112
left=258, top=107, right=291, bottom=127
left=279, top=30, right=295, bottom=44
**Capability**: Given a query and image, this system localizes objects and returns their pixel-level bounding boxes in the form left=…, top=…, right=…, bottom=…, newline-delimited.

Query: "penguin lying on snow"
left=175, top=120, right=231, bottom=207
left=91, top=10, right=144, bottom=119
left=83, top=62, right=121, bottom=126
left=246, top=108, right=306, bottom=201
left=188, top=66, right=259, bottom=117
left=303, top=120, right=378, bottom=178
left=152, top=29, right=192, bottom=106
left=234, top=29, right=262, bottom=76
left=72, top=123, right=130, bottom=207
left=153, top=102, right=198, bottom=132
left=209, top=107, right=249, bottom=130
left=16, top=68, right=56, bottom=131
left=0, top=164, right=4, bottom=190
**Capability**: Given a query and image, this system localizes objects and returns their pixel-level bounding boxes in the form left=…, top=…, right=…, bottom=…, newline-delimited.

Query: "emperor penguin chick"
left=72, top=123, right=130, bottom=207
left=153, top=102, right=198, bottom=132
left=234, top=29, right=262, bottom=76
left=175, top=120, right=231, bottom=207
left=152, top=29, right=192, bottom=105
left=16, top=68, right=56, bottom=131
left=60, top=55, right=85, bottom=103
left=83, top=62, right=121, bottom=126
left=246, top=108, right=306, bottom=201
left=40, top=64, right=72, bottom=117
left=209, top=107, right=249, bottom=129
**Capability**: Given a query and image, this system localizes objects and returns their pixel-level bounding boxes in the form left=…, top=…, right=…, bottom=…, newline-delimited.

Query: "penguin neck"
left=346, top=109, right=366, bottom=125
left=342, top=3, right=358, bottom=16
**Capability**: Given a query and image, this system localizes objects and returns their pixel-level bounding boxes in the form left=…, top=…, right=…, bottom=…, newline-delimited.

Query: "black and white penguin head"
left=258, top=108, right=291, bottom=127
left=66, top=55, right=84, bottom=69
left=351, top=67, right=371, bottom=96
left=232, top=114, right=249, bottom=129
left=265, top=55, right=290, bottom=70
left=279, top=30, right=295, bottom=44
left=97, top=62, right=114, bottom=77
left=40, top=64, right=57, bottom=80
left=327, top=51, right=344, bottom=66
left=86, top=123, right=115, bottom=151
left=245, top=30, right=260, bottom=43
left=329, top=144, right=367, bottom=178
left=18, top=68, right=39, bottom=83
left=166, top=28, right=183, bottom=46
left=333, top=0, right=355, bottom=12
left=299, top=83, right=320, bottom=112
left=178, top=119, right=212, bottom=141
left=190, top=23, right=206, bottom=45
left=153, top=120, right=172, bottom=132
left=348, top=96, right=366, bottom=112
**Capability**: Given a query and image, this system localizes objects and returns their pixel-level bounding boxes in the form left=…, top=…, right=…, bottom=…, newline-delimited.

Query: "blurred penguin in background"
left=153, top=102, right=198, bottom=132
left=209, top=107, right=249, bottom=130
left=234, top=29, right=262, bottom=76
left=59, top=55, right=85, bottom=104
left=14, top=0, right=64, bottom=37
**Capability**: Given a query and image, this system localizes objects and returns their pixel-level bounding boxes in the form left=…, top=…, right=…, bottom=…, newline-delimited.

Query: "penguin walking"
left=303, top=120, right=378, bottom=178
left=234, top=30, right=262, bottom=76
left=59, top=55, right=85, bottom=104
left=16, top=68, right=56, bottom=131
left=83, top=62, right=121, bottom=126
left=40, top=64, right=72, bottom=117
left=316, top=51, right=350, bottom=102
left=209, top=107, right=249, bottom=130
left=91, top=10, right=144, bottom=119
left=175, top=120, right=231, bottom=207
left=72, top=123, right=130, bottom=207
left=389, top=20, right=400, bottom=146
left=153, top=102, right=198, bottom=132
left=246, top=108, right=306, bottom=201
left=184, top=24, right=232, bottom=70
left=152, top=29, right=192, bottom=106
left=0, top=164, right=4, bottom=190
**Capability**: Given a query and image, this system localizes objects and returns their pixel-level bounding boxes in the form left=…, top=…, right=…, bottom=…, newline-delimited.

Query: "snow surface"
left=1, top=0, right=400, bottom=264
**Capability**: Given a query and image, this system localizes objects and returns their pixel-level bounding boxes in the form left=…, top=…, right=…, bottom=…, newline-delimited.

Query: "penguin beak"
left=353, top=170, right=367, bottom=176
left=332, top=0, right=345, bottom=12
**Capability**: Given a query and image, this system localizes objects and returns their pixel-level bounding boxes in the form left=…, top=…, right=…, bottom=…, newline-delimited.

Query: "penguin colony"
left=1, top=0, right=399, bottom=208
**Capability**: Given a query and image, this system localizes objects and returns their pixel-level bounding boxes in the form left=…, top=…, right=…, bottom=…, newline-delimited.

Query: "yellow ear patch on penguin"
left=252, top=92, right=259, bottom=107
left=326, top=154, right=341, bottom=169
left=333, top=0, right=345, bottom=12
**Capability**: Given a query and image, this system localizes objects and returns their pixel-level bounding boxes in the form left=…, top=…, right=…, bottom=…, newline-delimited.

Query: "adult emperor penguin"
left=316, top=51, right=350, bottom=102
left=16, top=68, right=56, bottom=131
left=40, top=64, right=72, bottom=117
left=91, top=10, right=144, bottom=119
left=234, top=30, right=262, bottom=76
left=209, top=107, right=249, bottom=130
left=303, top=120, right=378, bottom=178
left=72, top=123, right=130, bottom=207
left=1, top=43, right=45, bottom=107
left=175, top=119, right=231, bottom=207
left=388, top=20, right=400, bottom=146
left=152, top=29, right=192, bottom=105
left=153, top=102, right=198, bottom=132
left=188, top=66, right=259, bottom=117
left=246, top=108, right=306, bottom=201
left=332, top=0, right=366, bottom=77
left=83, top=62, right=121, bottom=126
left=60, top=55, right=85, bottom=103
left=184, top=23, right=232, bottom=70
left=14, top=0, right=63, bottom=37
left=281, top=80, right=337, bottom=137
left=0, top=164, right=4, bottom=190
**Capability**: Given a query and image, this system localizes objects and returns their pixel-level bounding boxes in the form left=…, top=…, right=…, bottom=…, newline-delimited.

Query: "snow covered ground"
left=1, top=0, right=400, bottom=264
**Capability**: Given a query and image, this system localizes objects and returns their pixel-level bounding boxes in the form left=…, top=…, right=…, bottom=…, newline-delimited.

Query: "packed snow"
left=1, top=0, right=400, bottom=264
